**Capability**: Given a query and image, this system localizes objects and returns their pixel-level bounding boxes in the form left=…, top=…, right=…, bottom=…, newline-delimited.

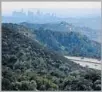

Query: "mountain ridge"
left=20, top=22, right=100, bottom=42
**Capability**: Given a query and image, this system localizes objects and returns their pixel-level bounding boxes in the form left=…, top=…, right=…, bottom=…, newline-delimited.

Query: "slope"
left=2, top=23, right=101, bottom=91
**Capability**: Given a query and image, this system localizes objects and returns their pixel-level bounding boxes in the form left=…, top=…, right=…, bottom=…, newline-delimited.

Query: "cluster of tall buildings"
left=2, top=9, right=59, bottom=23
left=12, top=9, right=56, bottom=18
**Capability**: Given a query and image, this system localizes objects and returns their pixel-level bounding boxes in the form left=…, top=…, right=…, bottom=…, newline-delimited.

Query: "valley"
left=64, top=56, right=101, bottom=70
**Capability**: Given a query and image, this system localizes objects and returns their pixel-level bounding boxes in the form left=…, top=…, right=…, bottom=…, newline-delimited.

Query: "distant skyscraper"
left=28, top=11, right=34, bottom=18
left=12, top=9, right=26, bottom=18
left=36, top=10, right=41, bottom=16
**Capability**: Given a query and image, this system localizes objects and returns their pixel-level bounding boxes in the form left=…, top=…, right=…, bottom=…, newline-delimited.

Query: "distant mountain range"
left=2, top=14, right=101, bottom=30
left=62, top=17, right=101, bottom=30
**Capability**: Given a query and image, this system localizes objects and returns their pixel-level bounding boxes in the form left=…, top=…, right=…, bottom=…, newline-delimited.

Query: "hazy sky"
left=2, top=1, right=101, bottom=17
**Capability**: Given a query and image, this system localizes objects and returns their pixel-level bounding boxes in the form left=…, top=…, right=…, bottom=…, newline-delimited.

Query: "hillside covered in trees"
left=2, top=23, right=101, bottom=91
left=21, top=22, right=101, bottom=59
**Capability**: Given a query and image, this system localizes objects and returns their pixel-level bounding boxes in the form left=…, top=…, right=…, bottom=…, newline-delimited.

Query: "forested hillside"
left=2, top=23, right=101, bottom=91
left=21, top=22, right=101, bottom=59
left=33, top=29, right=101, bottom=59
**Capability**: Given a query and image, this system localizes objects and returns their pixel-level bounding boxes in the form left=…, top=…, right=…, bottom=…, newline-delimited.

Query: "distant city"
left=2, top=9, right=60, bottom=23
left=12, top=9, right=57, bottom=18
left=2, top=9, right=101, bottom=30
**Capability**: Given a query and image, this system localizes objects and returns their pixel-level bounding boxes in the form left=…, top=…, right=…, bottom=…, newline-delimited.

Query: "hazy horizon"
left=2, top=2, right=101, bottom=18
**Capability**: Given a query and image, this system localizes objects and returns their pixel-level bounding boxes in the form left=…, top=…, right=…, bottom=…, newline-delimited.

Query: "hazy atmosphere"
left=2, top=1, right=101, bottom=91
left=2, top=2, right=101, bottom=17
